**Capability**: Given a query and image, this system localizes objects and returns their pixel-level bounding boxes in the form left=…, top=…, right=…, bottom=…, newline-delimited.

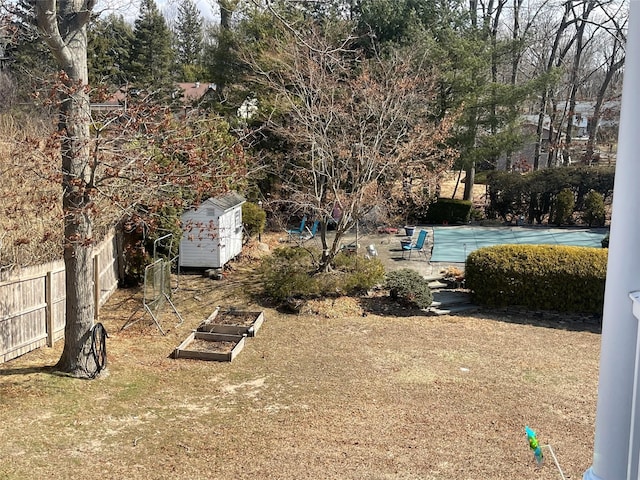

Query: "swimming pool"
left=429, top=226, right=609, bottom=263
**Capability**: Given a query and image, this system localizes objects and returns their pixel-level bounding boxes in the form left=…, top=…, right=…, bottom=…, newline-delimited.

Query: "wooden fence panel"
left=50, top=267, right=66, bottom=344
left=96, top=234, right=119, bottom=306
left=0, top=233, right=120, bottom=364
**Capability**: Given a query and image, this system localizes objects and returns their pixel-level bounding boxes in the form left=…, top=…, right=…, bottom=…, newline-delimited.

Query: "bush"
left=425, top=198, right=472, bottom=224
left=601, top=234, right=609, bottom=248
left=385, top=269, right=433, bottom=309
left=465, top=244, right=607, bottom=314
left=552, top=188, right=575, bottom=225
left=332, top=251, right=386, bottom=294
left=583, top=190, right=606, bottom=227
left=242, top=201, right=266, bottom=238
left=260, top=246, right=385, bottom=303
left=486, top=167, right=614, bottom=225
left=260, top=247, right=319, bottom=302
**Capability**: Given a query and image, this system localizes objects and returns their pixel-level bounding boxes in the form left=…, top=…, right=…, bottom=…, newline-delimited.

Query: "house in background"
left=90, top=82, right=216, bottom=112
left=498, top=100, right=621, bottom=171
left=497, top=115, right=551, bottom=171
left=179, top=192, right=246, bottom=270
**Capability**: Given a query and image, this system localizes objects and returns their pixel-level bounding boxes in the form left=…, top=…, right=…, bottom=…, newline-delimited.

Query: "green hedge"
left=425, top=198, right=472, bottom=224
left=242, top=201, right=266, bottom=237
left=486, top=166, right=614, bottom=224
left=465, top=244, right=607, bottom=314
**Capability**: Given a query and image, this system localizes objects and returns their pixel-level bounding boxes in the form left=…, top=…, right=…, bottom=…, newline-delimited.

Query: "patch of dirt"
left=212, top=311, right=260, bottom=326
left=186, top=339, right=237, bottom=353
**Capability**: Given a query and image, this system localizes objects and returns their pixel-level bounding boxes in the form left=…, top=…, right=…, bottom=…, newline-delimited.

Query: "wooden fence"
left=0, top=233, right=120, bottom=364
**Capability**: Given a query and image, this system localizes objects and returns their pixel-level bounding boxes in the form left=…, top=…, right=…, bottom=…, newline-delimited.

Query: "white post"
left=584, top=2, right=640, bottom=479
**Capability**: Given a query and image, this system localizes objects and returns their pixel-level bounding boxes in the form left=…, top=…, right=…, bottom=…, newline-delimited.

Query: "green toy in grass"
left=525, top=426, right=544, bottom=466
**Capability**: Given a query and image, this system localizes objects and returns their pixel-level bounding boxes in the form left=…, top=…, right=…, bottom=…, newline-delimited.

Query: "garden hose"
left=91, top=323, right=108, bottom=377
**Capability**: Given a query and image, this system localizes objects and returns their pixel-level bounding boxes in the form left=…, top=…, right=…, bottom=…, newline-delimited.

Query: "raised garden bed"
left=173, top=332, right=246, bottom=362
left=196, top=307, right=265, bottom=337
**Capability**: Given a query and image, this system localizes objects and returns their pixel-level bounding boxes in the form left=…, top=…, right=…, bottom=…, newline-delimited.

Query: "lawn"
left=0, top=263, right=600, bottom=479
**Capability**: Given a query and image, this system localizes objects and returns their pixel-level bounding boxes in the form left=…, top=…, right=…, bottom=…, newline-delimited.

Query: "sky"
left=95, top=0, right=218, bottom=23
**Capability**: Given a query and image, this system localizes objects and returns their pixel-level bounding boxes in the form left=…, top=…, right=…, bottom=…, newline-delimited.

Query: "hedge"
left=465, top=244, right=607, bottom=314
left=425, top=198, right=472, bottom=224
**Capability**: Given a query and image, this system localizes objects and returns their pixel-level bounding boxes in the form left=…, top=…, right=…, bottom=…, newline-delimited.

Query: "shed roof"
left=206, top=192, right=246, bottom=212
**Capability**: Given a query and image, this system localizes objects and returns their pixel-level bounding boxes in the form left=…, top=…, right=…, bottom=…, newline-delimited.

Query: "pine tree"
left=130, top=0, right=174, bottom=90
left=88, top=15, right=134, bottom=88
left=173, top=0, right=204, bottom=82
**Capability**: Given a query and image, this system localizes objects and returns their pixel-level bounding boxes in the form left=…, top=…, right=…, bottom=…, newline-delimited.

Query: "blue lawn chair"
left=286, top=216, right=307, bottom=241
left=301, top=220, right=320, bottom=242
left=402, top=229, right=428, bottom=260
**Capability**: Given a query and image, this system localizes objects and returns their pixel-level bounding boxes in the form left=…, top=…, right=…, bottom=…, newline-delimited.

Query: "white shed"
left=179, top=192, right=246, bottom=269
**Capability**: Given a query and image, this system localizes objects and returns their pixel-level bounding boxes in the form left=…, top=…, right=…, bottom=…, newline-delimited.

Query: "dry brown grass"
left=0, top=113, right=63, bottom=268
left=0, top=255, right=600, bottom=479
left=0, top=114, right=120, bottom=270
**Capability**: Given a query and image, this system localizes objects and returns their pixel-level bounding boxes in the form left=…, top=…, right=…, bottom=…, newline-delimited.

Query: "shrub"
left=242, top=201, right=266, bottom=238
left=486, top=167, right=614, bottom=225
left=260, top=247, right=319, bottom=302
left=333, top=252, right=386, bottom=294
left=582, top=190, right=606, bottom=227
left=601, top=234, right=609, bottom=248
left=260, top=246, right=385, bottom=303
left=470, top=207, right=485, bottom=222
left=425, top=198, right=472, bottom=224
left=385, top=269, right=433, bottom=309
left=552, top=188, right=575, bottom=225
left=465, top=244, right=607, bottom=314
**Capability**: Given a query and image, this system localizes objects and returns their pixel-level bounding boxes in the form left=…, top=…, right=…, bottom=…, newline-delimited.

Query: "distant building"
left=90, top=82, right=217, bottom=112
left=497, top=100, right=621, bottom=170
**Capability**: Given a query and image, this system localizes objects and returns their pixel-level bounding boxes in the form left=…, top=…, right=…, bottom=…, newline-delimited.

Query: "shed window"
left=235, top=208, right=242, bottom=233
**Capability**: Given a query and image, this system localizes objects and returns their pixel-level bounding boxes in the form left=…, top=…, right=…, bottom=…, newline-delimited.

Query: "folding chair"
left=285, top=216, right=307, bottom=241
left=300, top=220, right=319, bottom=242
left=402, top=229, right=428, bottom=260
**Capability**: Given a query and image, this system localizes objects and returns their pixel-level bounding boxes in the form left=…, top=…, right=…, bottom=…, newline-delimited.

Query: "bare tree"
left=585, top=5, right=626, bottom=164
left=249, top=19, right=457, bottom=271
left=561, top=0, right=597, bottom=166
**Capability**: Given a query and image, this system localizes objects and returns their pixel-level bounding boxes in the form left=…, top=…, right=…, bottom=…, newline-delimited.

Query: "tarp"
left=430, top=226, right=608, bottom=263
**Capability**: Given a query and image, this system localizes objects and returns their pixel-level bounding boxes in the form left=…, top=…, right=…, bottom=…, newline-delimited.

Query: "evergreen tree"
left=88, top=15, right=134, bottom=88
left=173, top=0, right=205, bottom=82
left=204, top=0, right=241, bottom=106
left=130, top=0, right=174, bottom=90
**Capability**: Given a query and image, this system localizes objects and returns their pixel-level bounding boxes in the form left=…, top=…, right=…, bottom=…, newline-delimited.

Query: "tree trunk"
left=563, top=2, right=594, bottom=166
left=36, top=0, right=99, bottom=378
left=533, top=92, right=547, bottom=170
left=463, top=163, right=475, bottom=202
left=56, top=82, right=97, bottom=376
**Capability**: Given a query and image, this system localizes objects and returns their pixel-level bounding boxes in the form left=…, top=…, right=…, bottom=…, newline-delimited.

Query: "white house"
left=179, top=192, right=246, bottom=269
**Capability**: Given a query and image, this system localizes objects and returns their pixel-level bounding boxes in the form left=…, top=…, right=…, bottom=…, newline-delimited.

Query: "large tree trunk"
left=463, top=163, right=475, bottom=202
left=57, top=78, right=97, bottom=376
left=36, top=0, right=99, bottom=378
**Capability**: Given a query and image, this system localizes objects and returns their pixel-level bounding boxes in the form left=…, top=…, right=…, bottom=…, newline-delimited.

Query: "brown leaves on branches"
left=0, top=85, right=248, bottom=268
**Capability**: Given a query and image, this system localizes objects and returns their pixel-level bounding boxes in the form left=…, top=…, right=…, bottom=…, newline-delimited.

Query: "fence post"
left=45, top=271, right=54, bottom=347
left=94, top=254, right=100, bottom=322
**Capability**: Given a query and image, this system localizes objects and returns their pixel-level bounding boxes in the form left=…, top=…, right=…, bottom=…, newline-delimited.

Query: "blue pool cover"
left=430, top=226, right=609, bottom=263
